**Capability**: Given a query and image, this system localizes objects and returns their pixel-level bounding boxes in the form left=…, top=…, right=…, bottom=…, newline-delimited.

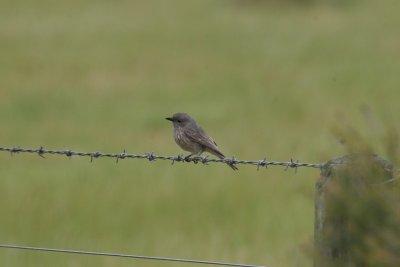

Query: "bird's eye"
left=177, top=120, right=182, bottom=123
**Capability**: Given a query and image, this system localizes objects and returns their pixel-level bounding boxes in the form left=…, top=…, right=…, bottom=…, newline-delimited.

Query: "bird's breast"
left=173, top=127, right=202, bottom=153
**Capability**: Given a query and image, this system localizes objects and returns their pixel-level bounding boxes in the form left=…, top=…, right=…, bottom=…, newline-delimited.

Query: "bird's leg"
left=193, top=152, right=204, bottom=163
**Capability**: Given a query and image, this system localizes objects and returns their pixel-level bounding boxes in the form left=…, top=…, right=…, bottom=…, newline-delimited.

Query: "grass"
left=0, top=1, right=399, bottom=266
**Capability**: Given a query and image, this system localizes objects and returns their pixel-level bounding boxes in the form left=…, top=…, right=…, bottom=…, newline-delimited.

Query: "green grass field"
left=1, top=1, right=399, bottom=266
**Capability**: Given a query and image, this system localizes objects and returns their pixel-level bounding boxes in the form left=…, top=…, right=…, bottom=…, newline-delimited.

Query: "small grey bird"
left=166, top=113, right=238, bottom=170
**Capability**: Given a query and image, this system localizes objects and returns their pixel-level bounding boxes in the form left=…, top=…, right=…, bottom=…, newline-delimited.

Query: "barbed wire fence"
left=1, top=146, right=398, bottom=266
left=0, top=146, right=324, bottom=171
left=0, top=145, right=327, bottom=267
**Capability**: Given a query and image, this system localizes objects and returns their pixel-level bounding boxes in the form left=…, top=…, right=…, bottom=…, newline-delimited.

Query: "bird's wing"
left=185, top=126, right=225, bottom=158
left=185, top=127, right=217, bottom=148
left=198, top=127, right=219, bottom=146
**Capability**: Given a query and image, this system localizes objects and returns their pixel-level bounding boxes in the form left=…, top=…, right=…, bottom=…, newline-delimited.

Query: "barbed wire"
left=0, top=146, right=324, bottom=171
left=0, top=244, right=265, bottom=267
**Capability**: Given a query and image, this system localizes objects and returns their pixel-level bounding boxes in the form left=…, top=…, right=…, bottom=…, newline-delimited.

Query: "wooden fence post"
left=314, top=154, right=395, bottom=267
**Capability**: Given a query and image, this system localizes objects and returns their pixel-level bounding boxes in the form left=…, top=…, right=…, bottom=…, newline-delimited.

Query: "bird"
left=165, top=112, right=238, bottom=170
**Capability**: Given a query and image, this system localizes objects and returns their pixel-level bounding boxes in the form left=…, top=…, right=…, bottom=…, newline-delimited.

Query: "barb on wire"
left=0, top=146, right=325, bottom=170
left=0, top=244, right=265, bottom=267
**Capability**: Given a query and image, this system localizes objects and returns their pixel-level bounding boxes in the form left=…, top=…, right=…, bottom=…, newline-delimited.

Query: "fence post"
left=314, top=154, right=395, bottom=267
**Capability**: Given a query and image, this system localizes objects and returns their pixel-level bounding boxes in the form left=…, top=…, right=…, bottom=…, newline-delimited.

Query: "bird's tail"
left=208, top=148, right=238, bottom=171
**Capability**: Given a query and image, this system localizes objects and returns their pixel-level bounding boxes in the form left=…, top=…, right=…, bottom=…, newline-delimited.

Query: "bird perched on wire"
left=166, top=113, right=238, bottom=170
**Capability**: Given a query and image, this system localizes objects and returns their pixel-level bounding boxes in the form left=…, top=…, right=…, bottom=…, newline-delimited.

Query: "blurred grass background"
left=0, top=0, right=399, bottom=266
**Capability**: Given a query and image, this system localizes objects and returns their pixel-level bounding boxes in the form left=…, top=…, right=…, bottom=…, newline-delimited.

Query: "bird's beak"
left=165, top=117, right=173, bottom=121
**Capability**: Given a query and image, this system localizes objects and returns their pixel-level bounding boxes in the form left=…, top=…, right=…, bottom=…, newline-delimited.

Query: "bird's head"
left=166, top=113, right=195, bottom=128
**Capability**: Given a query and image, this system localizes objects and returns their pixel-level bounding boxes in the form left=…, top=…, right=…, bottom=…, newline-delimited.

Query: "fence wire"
left=0, top=244, right=265, bottom=267
left=0, top=146, right=324, bottom=171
